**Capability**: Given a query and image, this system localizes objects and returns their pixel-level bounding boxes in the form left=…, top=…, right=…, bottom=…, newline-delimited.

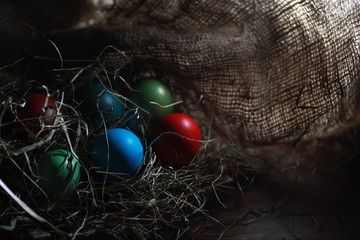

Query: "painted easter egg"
left=35, top=149, right=80, bottom=198
left=77, top=83, right=124, bottom=128
left=90, top=128, right=144, bottom=181
left=126, top=78, right=174, bottom=120
left=17, top=93, right=65, bottom=130
left=150, top=113, right=202, bottom=169
left=121, top=108, right=142, bottom=135
left=124, top=113, right=139, bottom=133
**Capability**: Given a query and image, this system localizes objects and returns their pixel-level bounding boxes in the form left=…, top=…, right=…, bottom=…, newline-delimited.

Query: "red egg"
left=18, top=93, right=65, bottom=130
left=150, top=113, right=202, bottom=169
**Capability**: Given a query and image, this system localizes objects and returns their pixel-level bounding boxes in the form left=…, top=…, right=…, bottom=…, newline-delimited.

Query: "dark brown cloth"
left=2, top=0, right=360, bottom=146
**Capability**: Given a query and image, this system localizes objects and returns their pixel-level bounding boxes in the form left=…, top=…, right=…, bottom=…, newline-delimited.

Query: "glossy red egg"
left=18, top=93, right=65, bottom=129
left=150, top=113, right=202, bottom=169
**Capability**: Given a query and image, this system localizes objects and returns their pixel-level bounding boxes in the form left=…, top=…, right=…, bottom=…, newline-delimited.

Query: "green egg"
left=36, top=149, right=80, bottom=198
left=126, top=78, right=174, bottom=120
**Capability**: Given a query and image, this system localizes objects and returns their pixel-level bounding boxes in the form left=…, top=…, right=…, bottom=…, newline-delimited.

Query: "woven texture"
left=3, top=0, right=360, bottom=145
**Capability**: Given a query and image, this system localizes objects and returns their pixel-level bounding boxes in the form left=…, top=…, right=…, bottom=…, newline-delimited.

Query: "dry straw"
left=0, top=46, right=256, bottom=239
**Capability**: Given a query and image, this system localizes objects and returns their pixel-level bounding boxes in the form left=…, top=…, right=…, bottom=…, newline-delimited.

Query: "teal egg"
left=77, top=83, right=125, bottom=128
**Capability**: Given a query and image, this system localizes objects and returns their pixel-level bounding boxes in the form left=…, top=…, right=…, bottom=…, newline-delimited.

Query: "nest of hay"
left=0, top=46, right=256, bottom=239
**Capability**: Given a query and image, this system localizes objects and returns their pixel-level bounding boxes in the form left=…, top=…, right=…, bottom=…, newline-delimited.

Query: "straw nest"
left=0, top=46, right=257, bottom=239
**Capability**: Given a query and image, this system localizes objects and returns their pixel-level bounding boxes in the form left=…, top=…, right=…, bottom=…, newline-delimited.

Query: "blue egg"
left=77, top=83, right=124, bottom=128
left=90, top=128, right=144, bottom=181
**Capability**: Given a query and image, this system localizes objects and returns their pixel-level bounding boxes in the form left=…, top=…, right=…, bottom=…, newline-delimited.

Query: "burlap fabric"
left=1, top=0, right=360, bottom=146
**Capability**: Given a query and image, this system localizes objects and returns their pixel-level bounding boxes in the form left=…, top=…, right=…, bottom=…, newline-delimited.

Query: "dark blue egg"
left=126, top=116, right=138, bottom=133
left=122, top=110, right=139, bottom=133
left=90, top=128, right=144, bottom=181
left=77, top=83, right=124, bottom=128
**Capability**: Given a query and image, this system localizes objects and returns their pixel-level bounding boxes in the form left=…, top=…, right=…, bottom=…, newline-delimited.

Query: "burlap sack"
left=1, top=0, right=360, bottom=146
